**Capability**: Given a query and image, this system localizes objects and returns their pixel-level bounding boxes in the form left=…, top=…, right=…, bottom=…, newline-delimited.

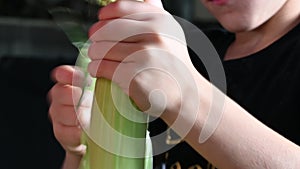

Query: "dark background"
left=0, top=0, right=217, bottom=168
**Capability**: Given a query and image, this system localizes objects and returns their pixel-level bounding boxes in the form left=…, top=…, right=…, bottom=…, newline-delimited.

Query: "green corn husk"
left=83, top=78, right=151, bottom=169
left=77, top=46, right=152, bottom=169
left=78, top=0, right=152, bottom=169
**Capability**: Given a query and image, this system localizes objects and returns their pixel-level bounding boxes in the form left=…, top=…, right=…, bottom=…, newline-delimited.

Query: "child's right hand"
left=48, top=65, right=91, bottom=157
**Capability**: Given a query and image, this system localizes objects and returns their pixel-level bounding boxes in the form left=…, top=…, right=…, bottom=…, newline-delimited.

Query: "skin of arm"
left=185, top=1, right=300, bottom=167
left=162, top=73, right=300, bottom=169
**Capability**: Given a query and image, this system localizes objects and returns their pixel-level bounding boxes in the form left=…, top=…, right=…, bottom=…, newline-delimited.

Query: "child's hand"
left=87, top=0, right=199, bottom=121
left=48, top=65, right=91, bottom=156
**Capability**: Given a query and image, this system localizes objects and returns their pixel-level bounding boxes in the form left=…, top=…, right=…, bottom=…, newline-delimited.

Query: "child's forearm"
left=165, top=74, right=300, bottom=169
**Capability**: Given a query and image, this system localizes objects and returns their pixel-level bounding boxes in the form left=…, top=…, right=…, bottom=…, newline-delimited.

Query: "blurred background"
left=0, top=0, right=218, bottom=168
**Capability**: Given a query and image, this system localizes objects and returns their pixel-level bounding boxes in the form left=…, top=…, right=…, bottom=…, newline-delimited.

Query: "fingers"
left=89, top=18, right=148, bottom=42
left=98, top=0, right=164, bottom=21
left=52, top=123, right=82, bottom=151
left=49, top=85, right=84, bottom=153
left=48, top=84, right=83, bottom=127
left=88, top=59, right=120, bottom=79
left=51, top=65, right=85, bottom=87
left=49, top=100, right=91, bottom=128
left=51, top=65, right=75, bottom=84
left=88, top=41, right=143, bottom=61
left=49, top=65, right=94, bottom=156
left=49, top=103, right=79, bottom=126
left=89, top=13, right=173, bottom=43
left=49, top=83, right=92, bottom=156
left=49, top=83, right=82, bottom=106
left=89, top=0, right=168, bottom=42
left=64, top=144, right=87, bottom=156
left=88, top=59, right=135, bottom=96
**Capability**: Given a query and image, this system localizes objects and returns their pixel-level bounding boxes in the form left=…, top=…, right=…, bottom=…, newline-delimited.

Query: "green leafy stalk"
left=86, top=78, right=150, bottom=169
left=84, top=1, right=151, bottom=168
left=73, top=34, right=152, bottom=169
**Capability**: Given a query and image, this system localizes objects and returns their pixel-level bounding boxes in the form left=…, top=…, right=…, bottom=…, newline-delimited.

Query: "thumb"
left=143, top=0, right=164, bottom=8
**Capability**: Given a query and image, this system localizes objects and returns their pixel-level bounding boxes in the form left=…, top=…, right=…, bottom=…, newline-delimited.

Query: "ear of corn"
left=75, top=42, right=152, bottom=169
left=83, top=78, right=150, bottom=169
left=78, top=0, right=152, bottom=169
